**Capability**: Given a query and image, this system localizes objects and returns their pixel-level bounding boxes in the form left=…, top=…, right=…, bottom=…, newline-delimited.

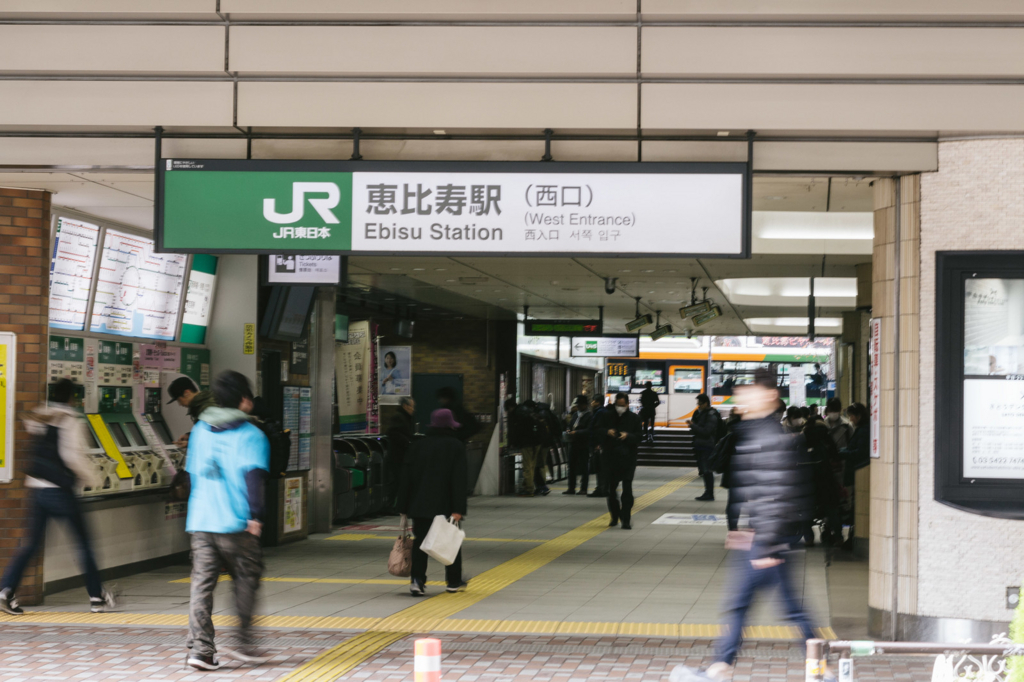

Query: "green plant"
left=1009, top=585, right=1024, bottom=682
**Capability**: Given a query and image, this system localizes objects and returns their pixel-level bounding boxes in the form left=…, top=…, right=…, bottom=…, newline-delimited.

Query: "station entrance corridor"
left=0, top=467, right=898, bottom=681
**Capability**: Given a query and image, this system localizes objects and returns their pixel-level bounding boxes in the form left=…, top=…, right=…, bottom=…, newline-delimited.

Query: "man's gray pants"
left=187, top=531, right=263, bottom=656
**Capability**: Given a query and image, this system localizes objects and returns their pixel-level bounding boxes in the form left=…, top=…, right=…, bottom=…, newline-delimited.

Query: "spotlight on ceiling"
left=650, top=324, right=674, bottom=341
left=692, top=306, right=722, bottom=327
left=680, top=300, right=711, bottom=319
left=625, top=313, right=654, bottom=332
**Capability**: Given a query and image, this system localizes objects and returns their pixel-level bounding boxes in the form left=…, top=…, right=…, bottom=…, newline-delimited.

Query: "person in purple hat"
left=396, top=407, right=469, bottom=596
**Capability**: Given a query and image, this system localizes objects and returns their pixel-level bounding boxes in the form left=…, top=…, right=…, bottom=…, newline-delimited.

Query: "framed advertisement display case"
left=935, top=251, right=1024, bottom=518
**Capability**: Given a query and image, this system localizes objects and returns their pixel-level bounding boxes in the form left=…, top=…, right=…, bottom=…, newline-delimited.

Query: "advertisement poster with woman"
left=380, top=346, right=412, bottom=401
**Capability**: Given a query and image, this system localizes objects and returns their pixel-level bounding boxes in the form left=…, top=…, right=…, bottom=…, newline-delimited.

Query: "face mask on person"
left=826, top=411, right=839, bottom=422
left=615, top=406, right=627, bottom=415
left=792, top=418, right=806, bottom=427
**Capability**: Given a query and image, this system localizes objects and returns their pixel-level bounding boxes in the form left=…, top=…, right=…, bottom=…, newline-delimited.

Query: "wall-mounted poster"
left=90, top=228, right=187, bottom=341
left=335, top=319, right=369, bottom=433
left=0, top=333, right=15, bottom=483
left=961, top=278, right=1024, bottom=480
left=49, top=217, right=100, bottom=331
left=379, top=346, right=412, bottom=400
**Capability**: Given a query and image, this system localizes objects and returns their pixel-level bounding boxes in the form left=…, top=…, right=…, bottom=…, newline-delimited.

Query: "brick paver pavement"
left=0, top=625, right=938, bottom=681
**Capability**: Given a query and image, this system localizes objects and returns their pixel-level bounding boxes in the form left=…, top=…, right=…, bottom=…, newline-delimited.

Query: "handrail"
left=805, top=637, right=1024, bottom=682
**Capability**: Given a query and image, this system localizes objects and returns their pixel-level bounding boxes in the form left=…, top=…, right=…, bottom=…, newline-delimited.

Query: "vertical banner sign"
left=366, top=328, right=380, bottom=435
left=243, top=323, right=256, bottom=355
left=180, top=254, right=218, bottom=344
left=283, top=476, right=303, bottom=533
left=788, top=365, right=806, bottom=406
left=335, top=320, right=370, bottom=433
left=0, top=334, right=14, bottom=482
left=869, top=318, right=881, bottom=459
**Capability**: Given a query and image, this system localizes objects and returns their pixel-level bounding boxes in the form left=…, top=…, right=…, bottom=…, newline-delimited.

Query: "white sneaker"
left=705, top=662, right=734, bottom=680
left=89, top=587, right=119, bottom=613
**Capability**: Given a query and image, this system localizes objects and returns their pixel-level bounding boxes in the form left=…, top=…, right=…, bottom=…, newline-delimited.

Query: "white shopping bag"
left=419, top=515, right=465, bottom=566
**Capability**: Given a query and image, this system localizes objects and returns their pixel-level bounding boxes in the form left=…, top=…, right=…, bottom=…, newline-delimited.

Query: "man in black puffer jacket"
left=704, top=368, right=816, bottom=681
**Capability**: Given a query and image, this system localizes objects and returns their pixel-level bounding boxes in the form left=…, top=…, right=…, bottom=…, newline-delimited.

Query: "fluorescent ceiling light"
left=716, top=277, right=857, bottom=307
left=754, top=211, right=873, bottom=240
left=745, top=317, right=843, bottom=334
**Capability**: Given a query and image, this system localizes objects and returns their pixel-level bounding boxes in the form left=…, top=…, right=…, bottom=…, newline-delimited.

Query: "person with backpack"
left=688, top=393, right=723, bottom=501
left=710, top=407, right=742, bottom=531
left=0, top=379, right=118, bottom=616
left=184, top=371, right=271, bottom=670
left=505, top=398, right=545, bottom=498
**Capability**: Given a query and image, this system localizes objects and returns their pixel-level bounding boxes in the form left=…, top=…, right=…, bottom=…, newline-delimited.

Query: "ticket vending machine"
left=94, top=385, right=166, bottom=489
left=136, top=384, right=186, bottom=479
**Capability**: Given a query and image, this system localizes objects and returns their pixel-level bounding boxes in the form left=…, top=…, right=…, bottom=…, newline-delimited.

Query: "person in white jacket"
left=0, top=379, right=116, bottom=616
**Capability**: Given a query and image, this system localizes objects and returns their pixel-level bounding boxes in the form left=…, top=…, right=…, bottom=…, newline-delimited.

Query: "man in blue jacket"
left=185, top=371, right=270, bottom=671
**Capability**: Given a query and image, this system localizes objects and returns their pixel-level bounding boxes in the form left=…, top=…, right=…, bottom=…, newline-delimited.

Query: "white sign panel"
left=268, top=255, right=342, bottom=284
left=788, top=365, right=806, bottom=406
left=652, top=513, right=727, bottom=526
left=90, top=229, right=187, bottom=341
left=352, top=172, right=744, bottom=256
left=49, top=217, right=100, bottom=331
left=869, top=317, right=881, bottom=459
left=569, top=336, right=639, bottom=358
left=962, top=378, right=1024, bottom=479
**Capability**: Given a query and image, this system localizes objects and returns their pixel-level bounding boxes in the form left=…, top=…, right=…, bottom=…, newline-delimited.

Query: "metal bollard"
left=838, top=657, right=853, bottom=682
left=805, top=639, right=826, bottom=682
left=415, top=638, right=442, bottom=682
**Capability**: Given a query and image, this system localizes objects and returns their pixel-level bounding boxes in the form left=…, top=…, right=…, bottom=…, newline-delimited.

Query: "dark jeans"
left=1, top=488, right=102, bottom=599
left=590, top=449, right=606, bottom=494
left=715, top=550, right=816, bottom=666
left=411, top=516, right=463, bottom=587
left=695, top=444, right=715, bottom=496
left=604, top=453, right=637, bottom=524
left=187, top=530, right=263, bottom=656
left=726, top=487, right=740, bottom=531
left=567, top=444, right=589, bottom=492
left=640, top=410, right=656, bottom=438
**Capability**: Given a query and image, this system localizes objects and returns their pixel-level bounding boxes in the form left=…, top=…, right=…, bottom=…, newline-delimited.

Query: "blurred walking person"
left=0, top=379, right=117, bottom=616
left=397, top=408, right=468, bottom=596
left=703, top=368, right=817, bottom=680
left=638, top=382, right=660, bottom=442
left=185, top=371, right=270, bottom=670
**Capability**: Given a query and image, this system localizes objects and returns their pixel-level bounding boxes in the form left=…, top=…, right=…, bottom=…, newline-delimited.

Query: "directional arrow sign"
left=569, top=336, right=639, bottom=358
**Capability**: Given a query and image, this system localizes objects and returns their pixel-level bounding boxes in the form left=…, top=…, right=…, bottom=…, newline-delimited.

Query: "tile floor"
left=4, top=467, right=885, bottom=681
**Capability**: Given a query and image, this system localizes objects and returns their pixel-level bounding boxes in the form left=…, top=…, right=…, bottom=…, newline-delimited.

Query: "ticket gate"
left=358, top=436, right=387, bottom=515
left=332, top=437, right=359, bottom=523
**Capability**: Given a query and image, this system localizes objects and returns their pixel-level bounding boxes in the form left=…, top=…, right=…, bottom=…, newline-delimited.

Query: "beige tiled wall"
left=868, top=176, right=921, bottom=615
left=917, top=139, right=1024, bottom=623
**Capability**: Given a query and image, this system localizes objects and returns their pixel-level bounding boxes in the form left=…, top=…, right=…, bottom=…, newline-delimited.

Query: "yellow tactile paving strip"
left=275, top=630, right=408, bottom=682
left=170, top=576, right=449, bottom=587
left=326, top=533, right=546, bottom=543
left=0, top=609, right=835, bottom=642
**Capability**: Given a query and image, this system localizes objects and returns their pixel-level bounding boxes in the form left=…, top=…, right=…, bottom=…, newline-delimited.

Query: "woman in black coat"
left=396, top=408, right=468, bottom=596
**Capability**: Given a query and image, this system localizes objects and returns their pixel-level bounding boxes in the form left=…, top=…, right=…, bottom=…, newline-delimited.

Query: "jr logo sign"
left=263, top=182, right=342, bottom=224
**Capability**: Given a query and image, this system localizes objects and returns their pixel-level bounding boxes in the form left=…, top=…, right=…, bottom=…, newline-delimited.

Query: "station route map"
left=90, top=229, right=187, bottom=341
left=48, top=217, right=100, bottom=331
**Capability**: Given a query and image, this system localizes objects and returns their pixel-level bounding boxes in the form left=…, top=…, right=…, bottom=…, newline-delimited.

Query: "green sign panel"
left=97, top=341, right=132, bottom=365
left=49, top=335, right=84, bottom=362
left=163, top=170, right=353, bottom=252
left=181, top=348, right=211, bottom=390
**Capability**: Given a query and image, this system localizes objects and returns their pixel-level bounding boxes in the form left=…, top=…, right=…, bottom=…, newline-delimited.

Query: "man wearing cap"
left=167, top=377, right=218, bottom=446
left=396, top=408, right=468, bottom=597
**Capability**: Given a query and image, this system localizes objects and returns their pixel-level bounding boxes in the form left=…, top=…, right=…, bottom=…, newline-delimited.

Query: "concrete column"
left=869, top=176, right=922, bottom=637
left=0, top=188, right=52, bottom=605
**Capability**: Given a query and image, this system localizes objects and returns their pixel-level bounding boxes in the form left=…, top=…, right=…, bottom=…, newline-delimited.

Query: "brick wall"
left=918, top=139, right=1024, bottom=623
left=379, top=318, right=515, bottom=438
left=0, top=188, right=51, bottom=605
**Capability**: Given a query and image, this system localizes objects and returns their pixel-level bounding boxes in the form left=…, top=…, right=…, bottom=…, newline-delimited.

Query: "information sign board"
left=569, top=336, right=639, bottom=358
left=267, top=255, right=343, bottom=285
left=158, top=160, right=749, bottom=258
left=90, top=228, right=187, bottom=341
left=49, top=217, right=100, bottom=331
left=0, top=333, right=14, bottom=483
left=180, top=254, right=218, bottom=344
left=524, top=319, right=602, bottom=336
